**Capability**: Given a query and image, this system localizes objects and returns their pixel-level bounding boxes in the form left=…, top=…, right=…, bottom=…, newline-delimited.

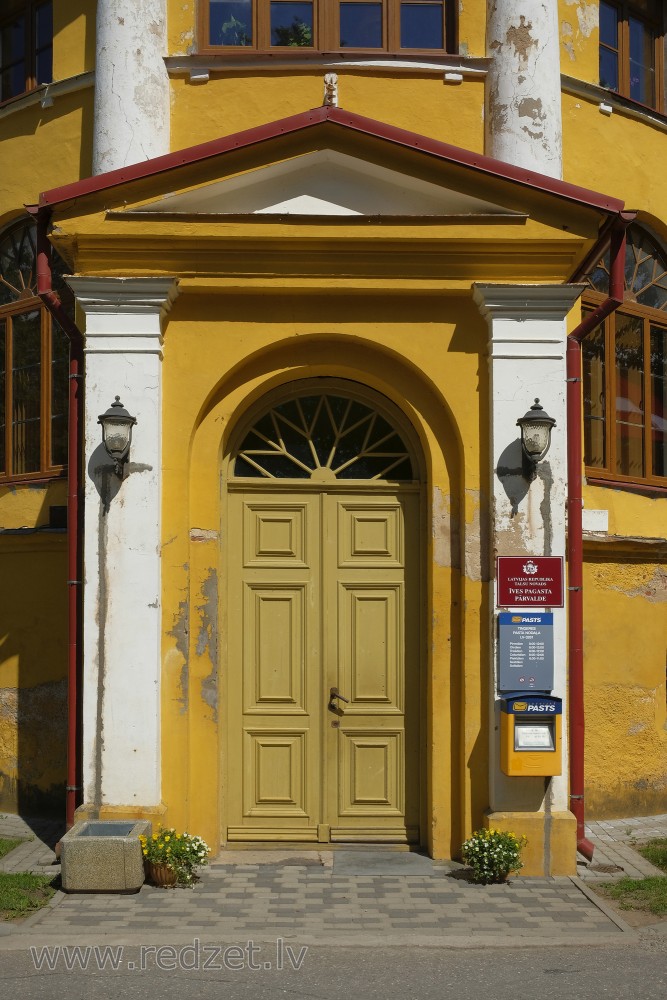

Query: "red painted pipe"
left=31, top=206, right=84, bottom=830
left=566, top=218, right=633, bottom=860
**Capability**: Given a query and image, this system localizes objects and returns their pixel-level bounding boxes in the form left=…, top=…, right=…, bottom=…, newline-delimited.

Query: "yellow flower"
left=152, top=834, right=158, bottom=841
left=165, top=836, right=170, bottom=842
left=142, top=848, right=147, bottom=856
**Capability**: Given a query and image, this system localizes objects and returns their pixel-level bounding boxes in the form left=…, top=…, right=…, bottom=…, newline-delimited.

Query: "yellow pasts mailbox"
left=500, top=693, right=562, bottom=776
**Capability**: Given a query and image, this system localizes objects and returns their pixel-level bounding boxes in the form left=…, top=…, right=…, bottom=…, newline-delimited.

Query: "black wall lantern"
left=98, top=396, right=137, bottom=476
left=517, top=398, right=556, bottom=481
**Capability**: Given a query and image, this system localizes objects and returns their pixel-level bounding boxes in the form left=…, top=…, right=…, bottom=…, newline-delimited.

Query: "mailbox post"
left=500, top=693, right=562, bottom=776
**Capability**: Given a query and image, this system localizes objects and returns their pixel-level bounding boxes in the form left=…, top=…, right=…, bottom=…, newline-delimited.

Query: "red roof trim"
left=39, top=105, right=625, bottom=216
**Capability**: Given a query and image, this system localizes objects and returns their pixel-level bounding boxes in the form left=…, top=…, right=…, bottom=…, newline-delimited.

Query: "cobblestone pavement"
left=1, top=812, right=665, bottom=948
left=577, top=814, right=667, bottom=881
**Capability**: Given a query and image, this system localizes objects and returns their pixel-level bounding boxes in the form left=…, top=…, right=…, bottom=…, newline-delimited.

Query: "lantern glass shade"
left=521, top=422, right=552, bottom=460
left=102, top=419, right=133, bottom=459
left=517, top=398, right=556, bottom=465
left=98, top=396, right=136, bottom=466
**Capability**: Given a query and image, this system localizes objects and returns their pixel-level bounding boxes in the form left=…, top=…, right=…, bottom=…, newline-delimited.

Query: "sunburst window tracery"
left=234, top=391, right=415, bottom=481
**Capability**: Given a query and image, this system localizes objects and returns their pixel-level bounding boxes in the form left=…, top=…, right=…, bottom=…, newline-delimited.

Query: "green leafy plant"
left=219, top=14, right=251, bottom=46
left=272, top=17, right=312, bottom=47
left=139, top=827, right=210, bottom=887
left=461, top=828, right=527, bottom=884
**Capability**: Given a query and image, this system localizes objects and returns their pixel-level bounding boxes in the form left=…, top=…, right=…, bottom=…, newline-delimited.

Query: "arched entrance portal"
left=225, top=379, right=424, bottom=843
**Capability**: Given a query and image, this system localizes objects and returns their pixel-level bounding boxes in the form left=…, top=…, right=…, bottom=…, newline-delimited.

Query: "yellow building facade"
left=0, top=0, right=664, bottom=874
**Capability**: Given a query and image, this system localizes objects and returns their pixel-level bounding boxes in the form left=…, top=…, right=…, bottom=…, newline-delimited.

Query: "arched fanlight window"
left=582, top=224, right=667, bottom=485
left=584, top=224, right=667, bottom=311
left=0, top=218, right=70, bottom=480
left=233, top=385, right=418, bottom=482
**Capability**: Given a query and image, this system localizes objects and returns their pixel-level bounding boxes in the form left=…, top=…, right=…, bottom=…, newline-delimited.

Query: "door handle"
left=328, top=687, right=350, bottom=711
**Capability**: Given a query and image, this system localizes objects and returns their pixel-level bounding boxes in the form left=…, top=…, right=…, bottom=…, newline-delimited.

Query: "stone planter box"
left=60, top=820, right=152, bottom=893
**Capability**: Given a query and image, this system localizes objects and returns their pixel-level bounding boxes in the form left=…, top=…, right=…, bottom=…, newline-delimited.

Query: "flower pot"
left=145, top=860, right=178, bottom=887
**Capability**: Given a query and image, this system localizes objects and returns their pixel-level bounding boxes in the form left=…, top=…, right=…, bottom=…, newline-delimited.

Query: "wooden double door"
left=227, top=487, right=420, bottom=843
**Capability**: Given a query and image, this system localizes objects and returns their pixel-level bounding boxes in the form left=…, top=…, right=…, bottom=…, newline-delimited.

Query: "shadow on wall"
left=0, top=485, right=69, bottom=823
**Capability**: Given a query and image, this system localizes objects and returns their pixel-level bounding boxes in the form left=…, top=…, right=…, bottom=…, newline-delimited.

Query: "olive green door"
left=227, top=487, right=419, bottom=842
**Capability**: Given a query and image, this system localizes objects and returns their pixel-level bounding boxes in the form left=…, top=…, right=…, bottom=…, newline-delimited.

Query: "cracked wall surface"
left=93, top=0, right=170, bottom=174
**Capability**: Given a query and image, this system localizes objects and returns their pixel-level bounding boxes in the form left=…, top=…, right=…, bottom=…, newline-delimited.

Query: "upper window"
left=0, top=1, right=52, bottom=104
left=200, top=1, right=455, bottom=54
left=582, top=225, right=667, bottom=487
left=0, top=219, right=69, bottom=482
left=599, top=0, right=664, bottom=111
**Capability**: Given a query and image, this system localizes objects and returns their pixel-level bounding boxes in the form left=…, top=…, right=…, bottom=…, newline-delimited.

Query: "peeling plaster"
left=561, top=21, right=575, bottom=63
left=505, top=16, right=537, bottom=67
left=590, top=565, right=667, bottom=603
left=565, top=0, right=597, bottom=38
left=464, top=489, right=488, bottom=583
left=196, top=569, right=219, bottom=660
left=538, top=461, right=553, bottom=556
left=432, top=487, right=459, bottom=569
left=488, top=87, right=510, bottom=136
left=196, top=569, right=219, bottom=722
left=190, top=528, right=219, bottom=543
left=168, top=598, right=190, bottom=712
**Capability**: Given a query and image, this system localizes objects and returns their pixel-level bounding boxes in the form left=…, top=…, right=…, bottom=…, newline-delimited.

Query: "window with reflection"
left=0, top=219, right=70, bottom=481
left=0, top=1, right=52, bottom=104
left=599, top=0, right=663, bottom=111
left=582, top=225, right=667, bottom=486
left=201, top=0, right=454, bottom=53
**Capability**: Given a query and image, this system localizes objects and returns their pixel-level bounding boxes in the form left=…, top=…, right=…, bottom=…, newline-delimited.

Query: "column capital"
left=473, top=283, right=586, bottom=323
left=66, top=276, right=180, bottom=355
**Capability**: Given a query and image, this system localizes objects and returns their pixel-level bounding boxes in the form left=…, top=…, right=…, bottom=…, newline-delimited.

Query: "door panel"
left=227, top=489, right=419, bottom=843
left=326, top=493, right=419, bottom=842
left=227, top=494, right=320, bottom=841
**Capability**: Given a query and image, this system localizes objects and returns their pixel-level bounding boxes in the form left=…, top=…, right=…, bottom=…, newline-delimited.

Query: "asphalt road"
left=1, top=937, right=667, bottom=1000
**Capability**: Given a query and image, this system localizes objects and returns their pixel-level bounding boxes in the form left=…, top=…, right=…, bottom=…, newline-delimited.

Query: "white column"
left=93, top=0, right=170, bottom=174
left=474, top=283, right=584, bottom=814
left=67, top=277, right=179, bottom=810
left=485, top=0, right=563, bottom=178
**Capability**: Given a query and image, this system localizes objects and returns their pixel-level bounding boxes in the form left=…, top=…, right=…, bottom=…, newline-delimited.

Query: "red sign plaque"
left=496, top=556, right=564, bottom=608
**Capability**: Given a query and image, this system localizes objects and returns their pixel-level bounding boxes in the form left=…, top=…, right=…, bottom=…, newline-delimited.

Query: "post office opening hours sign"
left=496, top=556, right=564, bottom=608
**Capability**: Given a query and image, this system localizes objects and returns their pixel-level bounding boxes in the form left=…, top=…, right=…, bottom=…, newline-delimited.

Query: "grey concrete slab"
left=333, top=851, right=449, bottom=876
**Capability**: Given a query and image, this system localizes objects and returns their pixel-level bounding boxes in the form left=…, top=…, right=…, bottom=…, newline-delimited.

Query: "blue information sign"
left=498, top=612, right=554, bottom=692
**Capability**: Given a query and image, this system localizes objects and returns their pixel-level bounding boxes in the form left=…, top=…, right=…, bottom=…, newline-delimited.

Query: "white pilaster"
left=474, top=283, right=584, bottom=814
left=67, top=276, right=179, bottom=810
left=485, top=0, right=563, bottom=178
left=93, top=0, right=170, bottom=174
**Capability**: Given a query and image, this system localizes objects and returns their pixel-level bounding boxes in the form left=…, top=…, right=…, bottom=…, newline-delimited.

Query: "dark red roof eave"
left=37, top=105, right=625, bottom=217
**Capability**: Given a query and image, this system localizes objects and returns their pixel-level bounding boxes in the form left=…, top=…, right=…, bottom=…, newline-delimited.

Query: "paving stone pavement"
left=1, top=811, right=665, bottom=948
left=577, top=814, right=667, bottom=881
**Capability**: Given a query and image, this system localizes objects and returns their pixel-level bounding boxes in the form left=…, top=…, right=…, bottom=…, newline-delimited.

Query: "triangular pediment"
left=123, top=150, right=524, bottom=219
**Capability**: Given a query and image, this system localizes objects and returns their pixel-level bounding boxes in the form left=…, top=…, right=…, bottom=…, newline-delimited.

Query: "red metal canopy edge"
left=38, top=105, right=625, bottom=216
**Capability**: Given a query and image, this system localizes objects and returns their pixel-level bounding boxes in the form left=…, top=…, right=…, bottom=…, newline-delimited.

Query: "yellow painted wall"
left=582, top=553, right=667, bottom=816
left=0, top=5, right=90, bottom=818
left=0, top=535, right=68, bottom=815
